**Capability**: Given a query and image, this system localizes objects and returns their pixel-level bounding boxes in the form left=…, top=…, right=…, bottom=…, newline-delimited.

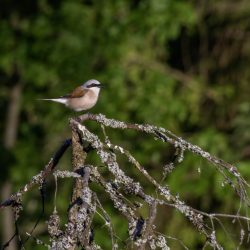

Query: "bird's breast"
left=67, top=90, right=99, bottom=111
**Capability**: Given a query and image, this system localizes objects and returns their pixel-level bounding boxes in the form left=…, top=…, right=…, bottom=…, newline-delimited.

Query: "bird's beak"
left=99, top=84, right=104, bottom=88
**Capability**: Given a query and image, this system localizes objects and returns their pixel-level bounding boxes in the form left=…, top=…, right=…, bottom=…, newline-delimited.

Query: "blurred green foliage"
left=0, top=0, right=250, bottom=249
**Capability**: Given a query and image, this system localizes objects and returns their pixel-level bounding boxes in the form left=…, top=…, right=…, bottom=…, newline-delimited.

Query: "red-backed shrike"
left=40, top=79, right=102, bottom=111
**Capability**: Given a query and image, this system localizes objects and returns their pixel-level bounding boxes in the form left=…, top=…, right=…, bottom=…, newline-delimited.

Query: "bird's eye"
left=87, top=82, right=98, bottom=88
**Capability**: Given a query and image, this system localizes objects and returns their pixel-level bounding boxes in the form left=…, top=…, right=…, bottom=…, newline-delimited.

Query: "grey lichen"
left=1, top=113, right=249, bottom=250
left=48, top=210, right=62, bottom=238
left=53, top=170, right=81, bottom=179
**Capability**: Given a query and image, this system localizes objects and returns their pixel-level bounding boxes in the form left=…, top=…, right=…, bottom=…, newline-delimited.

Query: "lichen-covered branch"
left=0, top=139, right=71, bottom=212
left=1, top=113, right=249, bottom=250
left=77, top=113, right=249, bottom=204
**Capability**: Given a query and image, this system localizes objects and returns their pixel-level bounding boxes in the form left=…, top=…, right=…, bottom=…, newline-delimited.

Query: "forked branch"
left=1, top=113, right=249, bottom=250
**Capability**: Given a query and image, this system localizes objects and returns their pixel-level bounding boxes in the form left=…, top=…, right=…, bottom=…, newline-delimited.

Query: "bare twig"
left=1, top=113, right=249, bottom=250
left=0, top=139, right=71, bottom=212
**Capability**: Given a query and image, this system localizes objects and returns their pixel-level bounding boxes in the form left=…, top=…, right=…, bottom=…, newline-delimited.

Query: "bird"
left=39, top=79, right=102, bottom=111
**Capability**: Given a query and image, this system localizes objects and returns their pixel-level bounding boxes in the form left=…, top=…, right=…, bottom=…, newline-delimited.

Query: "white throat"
left=89, top=87, right=100, bottom=96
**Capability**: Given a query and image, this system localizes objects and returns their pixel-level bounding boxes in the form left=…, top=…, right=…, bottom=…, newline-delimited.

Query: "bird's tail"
left=37, top=98, right=67, bottom=104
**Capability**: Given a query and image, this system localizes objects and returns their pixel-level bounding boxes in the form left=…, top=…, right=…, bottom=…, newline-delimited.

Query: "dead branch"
left=1, top=113, right=249, bottom=250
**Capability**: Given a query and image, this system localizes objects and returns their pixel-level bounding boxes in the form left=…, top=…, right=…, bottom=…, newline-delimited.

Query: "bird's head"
left=83, top=79, right=102, bottom=89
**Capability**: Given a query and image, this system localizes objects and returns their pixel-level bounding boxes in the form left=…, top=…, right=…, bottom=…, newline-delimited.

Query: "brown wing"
left=61, top=86, right=88, bottom=98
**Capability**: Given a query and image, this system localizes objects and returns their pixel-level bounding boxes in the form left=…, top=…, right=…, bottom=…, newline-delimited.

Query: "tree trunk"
left=1, top=82, right=22, bottom=250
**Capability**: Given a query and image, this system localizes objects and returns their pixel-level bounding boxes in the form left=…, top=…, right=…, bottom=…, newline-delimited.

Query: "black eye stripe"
left=87, top=83, right=100, bottom=88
